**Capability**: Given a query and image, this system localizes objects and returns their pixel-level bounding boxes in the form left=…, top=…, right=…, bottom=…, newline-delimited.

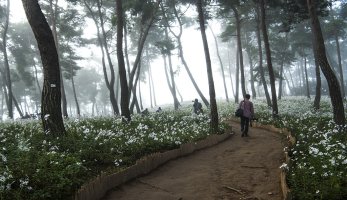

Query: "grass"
left=0, top=97, right=346, bottom=200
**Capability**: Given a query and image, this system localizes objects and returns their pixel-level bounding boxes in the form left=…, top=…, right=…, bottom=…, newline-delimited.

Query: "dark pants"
left=240, top=116, right=250, bottom=136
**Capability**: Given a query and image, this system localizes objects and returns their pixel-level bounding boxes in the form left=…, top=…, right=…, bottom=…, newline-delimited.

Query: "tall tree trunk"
left=148, top=70, right=153, bottom=109
left=167, top=3, right=209, bottom=107
left=2, top=0, right=13, bottom=119
left=22, top=0, right=65, bottom=135
left=256, top=2, right=271, bottom=107
left=96, top=0, right=119, bottom=115
left=130, top=62, right=141, bottom=114
left=335, top=34, right=345, bottom=100
left=124, top=23, right=131, bottom=80
left=235, top=48, right=240, bottom=103
left=304, top=57, right=310, bottom=98
left=84, top=0, right=119, bottom=115
left=209, top=25, right=229, bottom=102
left=138, top=80, right=143, bottom=110
left=278, top=34, right=288, bottom=100
left=284, top=72, right=292, bottom=94
left=164, top=27, right=180, bottom=109
left=312, top=38, right=321, bottom=110
left=116, top=0, right=131, bottom=121
left=227, top=47, right=236, bottom=98
left=278, top=61, right=284, bottom=100
left=49, top=0, right=68, bottom=118
left=245, top=33, right=256, bottom=99
left=2, top=83, right=9, bottom=117
left=71, top=75, right=80, bottom=117
left=196, top=0, right=219, bottom=133
left=149, top=65, right=157, bottom=107
left=307, top=0, right=345, bottom=125
left=12, top=94, right=24, bottom=118
left=176, top=87, right=183, bottom=102
left=128, top=1, right=161, bottom=97
left=260, top=0, right=278, bottom=116
left=232, top=6, right=246, bottom=97
left=0, top=90, right=3, bottom=121
left=163, top=55, right=180, bottom=108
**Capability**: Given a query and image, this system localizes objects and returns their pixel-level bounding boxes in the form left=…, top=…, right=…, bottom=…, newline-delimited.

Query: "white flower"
left=0, top=153, right=7, bottom=162
left=279, top=163, right=288, bottom=170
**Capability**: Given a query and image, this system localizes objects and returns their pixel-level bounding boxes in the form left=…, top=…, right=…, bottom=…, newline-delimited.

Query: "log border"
left=250, top=120, right=295, bottom=200
left=74, top=132, right=232, bottom=200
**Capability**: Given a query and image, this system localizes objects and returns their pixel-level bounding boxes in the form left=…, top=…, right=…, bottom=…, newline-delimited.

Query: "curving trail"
left=103, top=121, right=284, bottom=200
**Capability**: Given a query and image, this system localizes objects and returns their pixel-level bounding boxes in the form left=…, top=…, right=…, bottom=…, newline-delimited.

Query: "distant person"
left=192, top=99, right=203, bottom=115
left=22, top=112, right=31, bottom=119
left=156, top=107, right=162, bottom=112
left=238, top=94, right=254, bottom=137
left=141, top=108, right=149, bottom=116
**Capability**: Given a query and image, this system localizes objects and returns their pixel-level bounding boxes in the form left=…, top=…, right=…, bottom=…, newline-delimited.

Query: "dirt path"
left=103, top=121, right=284, bottom=200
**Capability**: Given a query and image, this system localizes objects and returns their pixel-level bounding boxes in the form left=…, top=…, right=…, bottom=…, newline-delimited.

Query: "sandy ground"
left=103, top=121, right=284, bottom=200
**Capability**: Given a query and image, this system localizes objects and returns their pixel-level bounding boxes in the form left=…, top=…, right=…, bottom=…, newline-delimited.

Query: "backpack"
left=235, top=101, right=244, bottom=117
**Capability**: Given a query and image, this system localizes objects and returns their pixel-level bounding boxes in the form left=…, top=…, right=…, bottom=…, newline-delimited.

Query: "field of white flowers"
left=0, top=97, right=346, bottom=200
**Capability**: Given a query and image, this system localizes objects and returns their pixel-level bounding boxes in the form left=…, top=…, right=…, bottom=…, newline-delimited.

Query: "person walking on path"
left=239, top=94, right=254, bottom=137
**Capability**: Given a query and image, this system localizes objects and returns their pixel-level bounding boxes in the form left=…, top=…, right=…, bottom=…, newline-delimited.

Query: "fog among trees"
left=1, top=0, right=346, bottom=133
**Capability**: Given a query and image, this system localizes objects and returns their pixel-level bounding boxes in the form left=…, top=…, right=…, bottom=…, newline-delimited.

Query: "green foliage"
left=1, top=98, right=346, bottom=199
left=253, top=97, right=347, bottom=200
left=281, top=0, right=331, bottom=31
left=0, top=109, right=226, bottom=200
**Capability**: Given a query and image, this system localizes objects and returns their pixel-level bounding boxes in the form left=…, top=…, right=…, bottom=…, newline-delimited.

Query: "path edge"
left=74, top=132, right=232, bottom=200
left=231, top=118, right=295, bottom=200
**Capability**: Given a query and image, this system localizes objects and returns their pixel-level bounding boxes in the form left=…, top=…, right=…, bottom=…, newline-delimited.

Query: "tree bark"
left=48, top=0, right=68, bottom=118
left=167, top=3, right=209, bottom=107
left=164, top=27, right=180, bottom=109
left=130, top=62, right=141, bottom=114
left=307, top=0, right=345, bottom=125
left=235, top=47, right=240, bottom=103
left=255, top=2, right=271, bottom=107
left=197, top=0, right=219, bottom=133
left=245, top=33, right=256, bottom=99
left=138, top=80, right=143, bottom=110
left=163, top=55, right=181, bottom=108
left=21, top=0, right=65, bottom=135
left=278, top=61, right=284, bottom=100
left=149, top=65, right=157, bottom=107
left=227, top=47, right=236, bottom=99
left=1, top=0, right=13, bottom=119
left=71, top=74, right=80, bottom=117
left=231, top=6, right=246, bottom=97
left=312, top=38, right=321, bottom=110
left=260, top=0, right=278, bottom=116
left=84, top=0, right=119, bottom=115
left=304, top=57, right=310, bottom=98
left=209, top=25, right=229, bottom=102
left=335, top=34, right=345, bottom=100
left=128, top=1, right=161, bottom=97
left=12, top=94, right=24, bottom=118
left=96, top=0, right=119, bottom=115
left=116, top=0, right=131, bottom=121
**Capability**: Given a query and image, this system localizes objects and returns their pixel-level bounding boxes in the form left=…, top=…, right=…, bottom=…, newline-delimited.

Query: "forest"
left=0, top=0, right=347, bottom=199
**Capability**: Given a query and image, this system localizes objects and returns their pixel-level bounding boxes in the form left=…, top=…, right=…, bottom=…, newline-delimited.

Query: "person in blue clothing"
left=238, top=94, right=254, bottom=137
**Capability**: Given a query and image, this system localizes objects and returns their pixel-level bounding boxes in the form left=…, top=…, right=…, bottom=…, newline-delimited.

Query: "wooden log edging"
left=230, top=118, right=294, bottom=199
left=238, top=119, right=295, bottom=200
left=74, top=132, right=232, bottom=200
